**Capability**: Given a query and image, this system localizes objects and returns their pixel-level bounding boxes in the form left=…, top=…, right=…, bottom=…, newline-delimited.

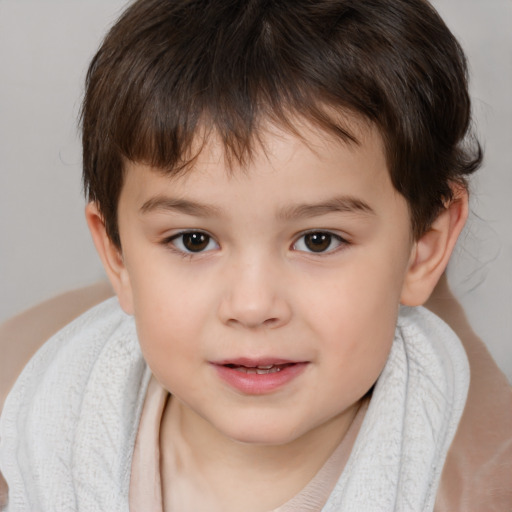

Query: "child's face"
left=115, top=119, right=415, bottom=446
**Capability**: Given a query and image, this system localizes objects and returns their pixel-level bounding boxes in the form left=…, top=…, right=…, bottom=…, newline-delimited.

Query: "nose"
left=218, top=256, right=292, bottom=329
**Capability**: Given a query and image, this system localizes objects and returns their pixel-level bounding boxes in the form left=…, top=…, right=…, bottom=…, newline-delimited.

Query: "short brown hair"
left=81, top=0, right=482, bottom=248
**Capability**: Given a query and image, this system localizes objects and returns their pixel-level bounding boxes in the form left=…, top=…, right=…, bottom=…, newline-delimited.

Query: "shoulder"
left=0, top=281, right=114, bottom=416
left=435, top=333, right=512, bottom=510
left=426, top=278, right=512, bottom=510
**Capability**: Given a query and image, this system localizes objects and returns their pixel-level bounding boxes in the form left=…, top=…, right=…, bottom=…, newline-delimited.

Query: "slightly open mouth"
left=223, top=363, right=295, bottom=375
left=214, top=361, right=308, bottom=393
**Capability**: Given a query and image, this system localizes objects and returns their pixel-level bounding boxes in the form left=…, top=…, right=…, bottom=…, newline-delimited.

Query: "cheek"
left=315, top=309, right=396, bottom=409
left=326, top=308, right=396, bottom=391
left=127, top=272, right=204, bottom=379
left=304, top=257, right=405, bottom=393
left=134, top=308, right=203, bottom=395
left=128, top=250, right=210, bottom=328
left=308, top=256, right=403, bottom=333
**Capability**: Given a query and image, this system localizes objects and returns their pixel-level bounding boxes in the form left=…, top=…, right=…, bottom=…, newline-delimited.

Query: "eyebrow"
left=139, top=194, right=375, bottom=220
left=277, top=196, right=376, bottom=220
left=139, top=196, right=223, bottom=217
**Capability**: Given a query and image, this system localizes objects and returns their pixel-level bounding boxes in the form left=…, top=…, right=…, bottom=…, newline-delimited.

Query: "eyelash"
left=163, top=230, right=350, bottom=257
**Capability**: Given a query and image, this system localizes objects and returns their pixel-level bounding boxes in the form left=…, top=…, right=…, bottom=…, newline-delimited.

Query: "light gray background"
left=1, top=0, right=511, bottom=381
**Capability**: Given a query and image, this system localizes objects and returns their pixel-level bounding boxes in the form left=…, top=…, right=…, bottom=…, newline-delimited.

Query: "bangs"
left=85, top=1, right=362, bottom=175
left=118, top=99, right=359, bottom=175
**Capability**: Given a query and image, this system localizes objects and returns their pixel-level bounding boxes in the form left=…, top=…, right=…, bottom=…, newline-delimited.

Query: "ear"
left=400, top=186, right=468, bottom=306
left=85, top=202, right=134, bottom=315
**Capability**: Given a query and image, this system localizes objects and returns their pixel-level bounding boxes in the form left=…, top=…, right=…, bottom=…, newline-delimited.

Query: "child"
left=0, top=0, right=510, bottom=510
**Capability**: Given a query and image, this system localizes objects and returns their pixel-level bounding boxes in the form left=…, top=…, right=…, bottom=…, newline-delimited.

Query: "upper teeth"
left=234, top=364, right=283, bottom=374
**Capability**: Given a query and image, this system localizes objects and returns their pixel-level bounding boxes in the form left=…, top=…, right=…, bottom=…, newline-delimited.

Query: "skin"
left=86, top=118, right=468, bottom=511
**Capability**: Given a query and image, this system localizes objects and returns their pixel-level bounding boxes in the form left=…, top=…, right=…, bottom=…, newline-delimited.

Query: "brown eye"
left=293, top=231, right=345, bottom=254
left=170, top=231, right=218, bottom=253
left=304, top=233, right=332, bottom=252
left=183, top=232, right=210, bottom=251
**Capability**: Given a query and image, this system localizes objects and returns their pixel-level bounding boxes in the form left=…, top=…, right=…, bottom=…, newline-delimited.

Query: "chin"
left=218, top=418, right=307, bottom=447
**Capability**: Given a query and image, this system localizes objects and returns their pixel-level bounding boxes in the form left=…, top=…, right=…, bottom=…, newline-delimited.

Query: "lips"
left=211, top=358, right=308, bottom=394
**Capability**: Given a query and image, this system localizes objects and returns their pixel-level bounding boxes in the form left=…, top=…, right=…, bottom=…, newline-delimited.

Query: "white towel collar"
left=0, top=301, right=468, bottom=512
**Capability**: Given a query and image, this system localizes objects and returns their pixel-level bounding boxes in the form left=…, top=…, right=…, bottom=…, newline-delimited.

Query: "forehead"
left=140, top=113, right=379, bottom=175
left=118, top=117, right=404, bottom=225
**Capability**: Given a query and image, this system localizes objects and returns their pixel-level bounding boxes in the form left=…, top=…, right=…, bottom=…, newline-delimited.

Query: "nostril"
left=225, top=316, right=282, bottom=329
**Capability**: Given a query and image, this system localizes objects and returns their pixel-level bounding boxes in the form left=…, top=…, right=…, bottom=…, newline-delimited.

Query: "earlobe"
left=400, top=187, right=469, bottom=306
left=85, top=203, right=134, bottom=315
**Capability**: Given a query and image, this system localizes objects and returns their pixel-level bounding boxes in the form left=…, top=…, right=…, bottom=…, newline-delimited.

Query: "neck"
left=160, top=396, right=365, bottom=512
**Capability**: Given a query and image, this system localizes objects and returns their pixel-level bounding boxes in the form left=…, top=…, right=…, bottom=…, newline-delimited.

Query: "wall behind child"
left=1, top=0, right=511, bottom=381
